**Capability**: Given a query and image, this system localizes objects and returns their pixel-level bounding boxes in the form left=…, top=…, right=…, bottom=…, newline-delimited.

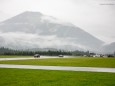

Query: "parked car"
left=34, top=54, right=40, bottom=58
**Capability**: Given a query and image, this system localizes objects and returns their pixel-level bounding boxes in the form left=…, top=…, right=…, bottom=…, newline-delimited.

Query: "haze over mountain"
left=0, top=11, right=112, bottom=53
left=101, top=42, right=115, bottom=54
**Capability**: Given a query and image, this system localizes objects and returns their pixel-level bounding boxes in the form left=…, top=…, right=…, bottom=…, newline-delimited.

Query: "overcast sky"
left=0, top=0, right=115, bottom=43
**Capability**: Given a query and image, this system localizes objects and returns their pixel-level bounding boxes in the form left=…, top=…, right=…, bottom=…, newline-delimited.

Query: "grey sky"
left=0, top=0, right=115, bottom=43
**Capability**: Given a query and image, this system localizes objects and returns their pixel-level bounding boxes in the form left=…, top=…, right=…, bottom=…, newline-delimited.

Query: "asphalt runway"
left=0, top=64, right=115, bottom=73
left=0, top=56, right=58, bottom=61
left=0, top=56, right=73, bottom=61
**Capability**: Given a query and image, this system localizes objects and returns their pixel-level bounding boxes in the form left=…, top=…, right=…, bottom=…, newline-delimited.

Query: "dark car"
left=34, top=54, right=40, bottom=58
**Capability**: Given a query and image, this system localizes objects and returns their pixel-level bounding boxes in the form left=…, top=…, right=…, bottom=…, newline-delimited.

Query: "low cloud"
left=0, top=31, right=84, bottom=50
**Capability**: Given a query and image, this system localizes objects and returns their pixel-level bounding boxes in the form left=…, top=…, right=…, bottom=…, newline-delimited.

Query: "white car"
left=34, top=54, right=40, bottom=58
left=58, top=55, right=64, bottom=57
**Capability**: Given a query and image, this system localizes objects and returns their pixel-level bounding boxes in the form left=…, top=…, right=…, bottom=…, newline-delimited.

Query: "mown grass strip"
left=0, top=68, right=115, bottom=86
left=0, top=57, right=115, bottom=68
left=0, top=55, right=32, bottom=58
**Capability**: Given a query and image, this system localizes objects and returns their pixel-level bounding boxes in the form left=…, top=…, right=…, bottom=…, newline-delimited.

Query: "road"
left=0, top=56, right=72, bottom=61
left=0, top=56, right=58, bottom=61
left=0, top=64, right=115, bottom=73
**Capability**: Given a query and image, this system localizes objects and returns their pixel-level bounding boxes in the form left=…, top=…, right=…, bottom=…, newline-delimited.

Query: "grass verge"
left=0, top=68, right=115, bottom=86
left=0, top=57, right=115, bottom=68
left=0, top=55, right=32, bottom=58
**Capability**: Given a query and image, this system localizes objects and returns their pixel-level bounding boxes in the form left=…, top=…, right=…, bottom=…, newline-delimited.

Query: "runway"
left=0, top=64, right=115, bottom=73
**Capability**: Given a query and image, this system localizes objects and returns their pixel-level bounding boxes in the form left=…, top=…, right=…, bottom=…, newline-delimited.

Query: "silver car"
left=34, top=54, right=40, bottom=58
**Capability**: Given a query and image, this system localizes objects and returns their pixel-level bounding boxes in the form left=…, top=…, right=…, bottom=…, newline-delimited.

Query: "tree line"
left=0, top=47, right=91, bottom=56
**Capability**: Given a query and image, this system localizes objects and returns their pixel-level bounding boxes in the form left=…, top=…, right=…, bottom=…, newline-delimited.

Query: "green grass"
left=0, top=68, right=115, bottom=86
left=0, top=57, right=115, bottom=68
left=0, top=55, right=32, bottom=58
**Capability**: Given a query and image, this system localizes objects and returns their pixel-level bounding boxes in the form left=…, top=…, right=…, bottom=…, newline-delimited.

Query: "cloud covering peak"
left=0, top=11, right=104, bottom=52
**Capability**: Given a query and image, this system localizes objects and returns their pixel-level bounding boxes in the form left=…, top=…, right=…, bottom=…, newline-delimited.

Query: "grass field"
left=0, top=68, right=115, bottom=86
left=0, top=56, right=115, bottom=86
left=0, top=57, right=115, bottom=68
left=0, top=55, right=32, bottom=58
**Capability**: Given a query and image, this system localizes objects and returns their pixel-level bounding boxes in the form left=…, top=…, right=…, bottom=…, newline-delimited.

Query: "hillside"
left=0, top=11, right=104, bottom=51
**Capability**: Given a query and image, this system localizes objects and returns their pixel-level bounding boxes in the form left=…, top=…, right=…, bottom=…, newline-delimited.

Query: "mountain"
left=0, top=11, right=104, bottom=51
left=102, top=42, right=115, bottom=54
